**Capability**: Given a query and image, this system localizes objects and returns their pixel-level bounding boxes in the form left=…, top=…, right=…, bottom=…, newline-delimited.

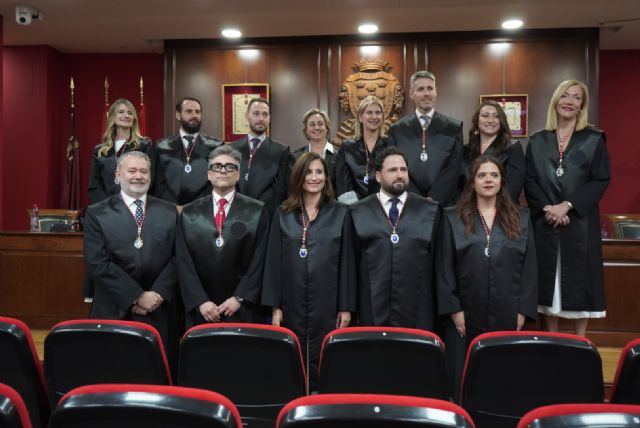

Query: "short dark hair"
left=247, top=97, right=270, bottom=112
left=208, top=144, right=242, bottom=166
left=374, top=146, right=408, bottom=172
left=175, top=96, right=202, bottom=113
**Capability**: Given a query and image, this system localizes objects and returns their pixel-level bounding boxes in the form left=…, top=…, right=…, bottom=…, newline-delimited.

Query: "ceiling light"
left=222, top=28, right=242, bottom=38
left=358, top=23, right=378, bottom=34
left=502, top=19, right=523, bottom=30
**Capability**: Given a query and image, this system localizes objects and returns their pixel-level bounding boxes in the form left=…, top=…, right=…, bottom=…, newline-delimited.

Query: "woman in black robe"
left=525, top=79, right=611, bottom=336
left=262, top=152, right=356, bottom=392
left=292, top=108, right=338, bottom=189
left=334, top=95, right=387, bottom=204
left=437, top=155, right=537, bottom=401
left=462, top=100, right=525, bottom=202
left=88, top=98, right=153, bottom=204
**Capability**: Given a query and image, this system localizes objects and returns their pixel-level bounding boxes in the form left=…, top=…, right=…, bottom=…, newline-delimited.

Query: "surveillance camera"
left=15, top=5, right=42, bottom=26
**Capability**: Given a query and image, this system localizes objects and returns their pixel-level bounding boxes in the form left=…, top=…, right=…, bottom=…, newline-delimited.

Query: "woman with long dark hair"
left=525, top=79, right=611, bottom=336
left=463, top=100, right=525, bottom=202
left=88, top=98, right=152, bottom=203
left=262, top=152, right=356, bottom=392
left=334, top=95, right=387, bottom=203
left=438, top=155, right=537, bottom=399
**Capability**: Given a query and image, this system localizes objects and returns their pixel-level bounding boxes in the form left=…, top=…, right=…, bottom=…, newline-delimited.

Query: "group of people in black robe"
left=83, top=71, right=611, bottom=394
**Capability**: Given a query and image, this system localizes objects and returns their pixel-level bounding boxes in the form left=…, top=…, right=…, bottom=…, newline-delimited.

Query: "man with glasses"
left=176, top=145, right=269, bottom=327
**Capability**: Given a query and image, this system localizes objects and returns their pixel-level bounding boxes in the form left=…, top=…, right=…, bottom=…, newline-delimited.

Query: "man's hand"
left=199, top=301, right=220, bottom=322
left=336, top=311, right=351, bottom=328
left=131, top=304, right=148, bottom=316
left=137, top=291, right=163, bottom=312
left=272, top=308, right=283, bottom=327
left=451, top=311, right=466, bottom=337
left=217, top=297, right=241, bottom=318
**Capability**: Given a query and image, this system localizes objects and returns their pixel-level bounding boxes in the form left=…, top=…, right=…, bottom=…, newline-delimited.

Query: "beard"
left=180, top=118, right=201, bottom=134
left=382, top=180, right=407, bottom=196
left=249, top=122, right=266, bottom=136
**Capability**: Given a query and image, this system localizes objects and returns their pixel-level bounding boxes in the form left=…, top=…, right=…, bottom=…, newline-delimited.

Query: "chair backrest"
left=0, top=383, right=33, bottom=428
left=604, top=214, right=640, bottom=239
left=49, top=384, right=242, bottom=428
left=277, top=393, right=475, bottom=428
left=177, top=323, right=306, bottom=424
left=0, top=316, right=49, bottom=428
left=517, top=403, right=640, bottom=428
left=461, top=331, right=604, bottom=428
left=611, top=338, right=640, bottom=404
left=44, top=319, right=171, bottom=408
left=318, top=327, right=448, bottom=399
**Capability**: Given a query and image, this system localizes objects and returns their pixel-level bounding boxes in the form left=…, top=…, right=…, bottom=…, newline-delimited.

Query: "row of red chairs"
left=2, top=316, right=640, bottom=428
left=2, top=382, right=640, bottom=428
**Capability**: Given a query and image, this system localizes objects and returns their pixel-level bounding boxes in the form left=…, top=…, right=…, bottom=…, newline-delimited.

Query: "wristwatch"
left=233, top=296, right=244, bottom=304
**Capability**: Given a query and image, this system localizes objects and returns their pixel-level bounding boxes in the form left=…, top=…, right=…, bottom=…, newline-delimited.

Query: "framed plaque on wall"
left=222, top=83, right=270, bottom=142
left=479, top=94, right=529, bottom=137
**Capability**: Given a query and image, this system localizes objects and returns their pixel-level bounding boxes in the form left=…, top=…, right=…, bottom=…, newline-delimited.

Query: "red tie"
left=216, top=198, right=227, bottom=231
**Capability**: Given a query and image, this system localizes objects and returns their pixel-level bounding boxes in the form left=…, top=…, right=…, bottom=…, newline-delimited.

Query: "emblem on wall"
left=335, top=58, right=404, bottom=145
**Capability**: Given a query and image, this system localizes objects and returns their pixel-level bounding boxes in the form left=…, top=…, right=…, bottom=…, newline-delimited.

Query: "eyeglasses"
left=209, top=163, right=239, bottom=172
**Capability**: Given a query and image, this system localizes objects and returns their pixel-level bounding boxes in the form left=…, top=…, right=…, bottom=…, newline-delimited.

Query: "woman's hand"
left=451, top=311, right=466, bottom=337
left=272, top=308, right=283, bottom=327
left=336, top=311, right=351, bottom=328
left=517, top=314, right=526, bottom=331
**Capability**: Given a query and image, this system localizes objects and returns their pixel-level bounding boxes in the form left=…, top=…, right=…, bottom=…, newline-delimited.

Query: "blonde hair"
left=301, top=109, right=331, bottom=141
left=98, top=98, right=145, bottom=157
left=354, top=95, right=386, bottom=140
left=545, top=79, right=590, bottom=131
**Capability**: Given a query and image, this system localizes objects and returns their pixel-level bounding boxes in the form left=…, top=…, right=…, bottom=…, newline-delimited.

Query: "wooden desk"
left=0, top=231, right=88, bottom=328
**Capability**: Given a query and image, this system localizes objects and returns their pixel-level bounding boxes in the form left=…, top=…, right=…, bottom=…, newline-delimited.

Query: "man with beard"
left=230, top=98, right=291, bottom=215
left=177, top=145, right=269, bottom=327
left=350, top=147, right=440, bottom=330
left=153, top=97, right=223, bottom=210
left=83, top=151, right=178, bottom=344
left=388, top=70, right=463, bottom=206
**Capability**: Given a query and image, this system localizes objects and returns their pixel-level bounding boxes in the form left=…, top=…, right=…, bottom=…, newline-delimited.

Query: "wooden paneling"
left=164, top=29, right=598, bottom=150
left=0, top=232, right=88, bottom=328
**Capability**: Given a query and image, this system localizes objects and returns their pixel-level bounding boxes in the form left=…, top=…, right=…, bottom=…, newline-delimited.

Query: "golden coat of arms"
left=335, top=58, right=404, bottom=145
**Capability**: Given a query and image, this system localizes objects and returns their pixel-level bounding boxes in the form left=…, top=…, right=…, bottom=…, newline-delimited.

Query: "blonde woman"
left=525, top=79, right=611, bottom=336
left=88, top=98, right=152, bottom=204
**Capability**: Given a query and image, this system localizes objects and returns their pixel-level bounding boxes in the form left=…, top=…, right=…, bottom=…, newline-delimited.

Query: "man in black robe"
left=388, top=70, right=463, bottom=206
left=84, top=151, right=178, bottom=345
left=177, top=145, right=269, bottom=327
left=153, top=96, right=223, bottom=210
left=230, top=97, right=291, bottom=216
left=350, top=146, right=439, bottom=330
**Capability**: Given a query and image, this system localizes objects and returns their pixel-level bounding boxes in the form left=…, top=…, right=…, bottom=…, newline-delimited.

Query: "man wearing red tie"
left=176, top=145, right=269, bottom=328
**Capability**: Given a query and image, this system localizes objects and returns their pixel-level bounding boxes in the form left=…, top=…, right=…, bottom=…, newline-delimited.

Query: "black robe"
left=176, top=193, right=269, bottom=327
left=462, top=140, right=526, bottom=203
left=87, top=138, right=153, bottom=204
left=437, top=207, right=538, bottom=331
left=152, top=133, right=223, bottom=205
left=334, top=137, right=387, bottom=201
left=230, top=136, right=291, bottom=216
left=262, top=202, right=356, bottom=390
left=83, top=194, right=178, bottom=344
left=350, top=192, right=439, bottom=330
left=388, top=112, right=463, bottom=205
left=292, top=144, right=338, bottom=191
left=525, top=128, right=610, bottom=311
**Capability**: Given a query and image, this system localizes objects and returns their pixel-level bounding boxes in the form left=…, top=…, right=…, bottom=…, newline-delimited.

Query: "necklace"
left=362, top=139, right=374, bottom=184
left=299, top=207, right=318, bottom=258
left=555, top=126, right=574, bottom=177
left=376, top=194, right=404, bottom=244
left=477, top=206, right=496, bottom=257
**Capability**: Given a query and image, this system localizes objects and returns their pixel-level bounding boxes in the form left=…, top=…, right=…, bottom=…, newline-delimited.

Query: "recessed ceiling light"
left=222, top=28, right=242, bottom=38
left=358, top=23, right=378, bottom=34
left=502, top=19, right=523, bottom=30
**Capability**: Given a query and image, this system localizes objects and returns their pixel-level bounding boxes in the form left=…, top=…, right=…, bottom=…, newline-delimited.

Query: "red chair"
left=318, top=327, right=449, bottom=399
left=0, top=383, right=33, bottom=428
left=49, top=384, right=242, bottom=428
left=611, top=338, right=640, bottom=404
left=517, top=403, right=640, bottom=428
left=0, top=316, right=49, bottom=428
left=277, top=394, right=475, bottom=427
left=177, top=323, right=306, bottom=427
left=461, top=331, right=604, bottom=428
left=44, top=319, right=171, bottom=408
